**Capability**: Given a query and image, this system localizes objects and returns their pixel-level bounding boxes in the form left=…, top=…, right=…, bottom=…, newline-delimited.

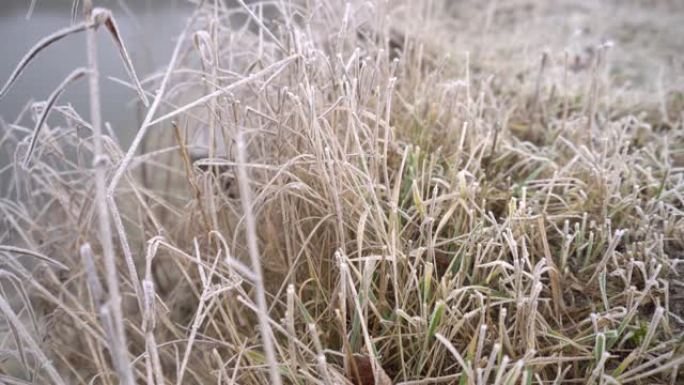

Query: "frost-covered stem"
left=83, top=0, right=134, bottom=384
left=235, top=131, right=283, bottom=385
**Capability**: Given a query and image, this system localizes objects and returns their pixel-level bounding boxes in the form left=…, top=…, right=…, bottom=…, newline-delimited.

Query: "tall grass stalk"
left=83, top=0, right=135, bottom=383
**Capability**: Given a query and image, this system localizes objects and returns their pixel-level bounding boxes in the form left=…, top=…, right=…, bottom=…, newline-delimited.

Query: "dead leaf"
left=346, top=355, right=392, bottom=385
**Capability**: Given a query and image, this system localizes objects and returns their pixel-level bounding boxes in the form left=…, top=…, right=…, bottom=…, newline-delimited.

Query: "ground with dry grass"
left=1, top=1, right=683, bottom=384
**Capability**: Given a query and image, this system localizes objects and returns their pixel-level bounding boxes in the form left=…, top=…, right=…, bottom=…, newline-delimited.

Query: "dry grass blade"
left=107, top=15, right=194, bottom=192
left=145, top=54, right=298, bottom=127
left=0, top=21, right=92, bottom=99
left=79, top=245, right=105, bottom=305
left=71, top=0, right=80, bottom=24
left=235, top=0, right=286, bottom=52
left=0, top=295, right=67, bottom=385
left=26, top=0, right=37, bottom=19
left=0, top=245, right=69, bottom=270
left=435, top=333, right=473, bottom=383
left=23, top=67, right=89, bottom=167
left=93, top=7, right=150, bottom=107
left=234, top=130, right=283, bottom=385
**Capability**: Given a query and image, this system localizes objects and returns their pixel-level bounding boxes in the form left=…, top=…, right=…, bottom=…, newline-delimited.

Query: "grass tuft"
left=1, top=0, right=683, bottom=384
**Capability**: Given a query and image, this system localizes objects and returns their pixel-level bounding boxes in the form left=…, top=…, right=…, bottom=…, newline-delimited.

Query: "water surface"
left=0, top=0, right=192, bottom=146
